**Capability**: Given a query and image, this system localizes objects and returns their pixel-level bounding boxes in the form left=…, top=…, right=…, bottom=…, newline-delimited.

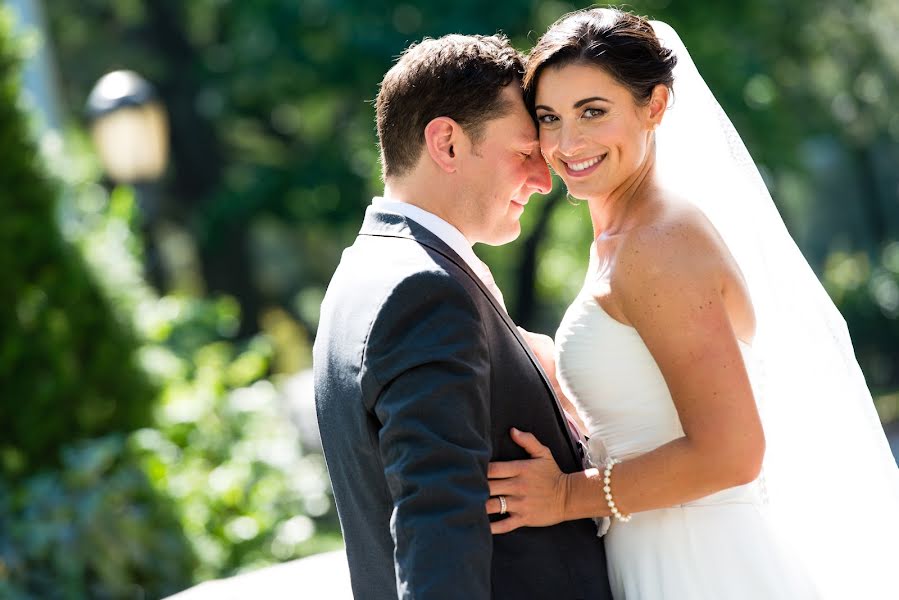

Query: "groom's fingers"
left=510, top=428, right=550, bottom=458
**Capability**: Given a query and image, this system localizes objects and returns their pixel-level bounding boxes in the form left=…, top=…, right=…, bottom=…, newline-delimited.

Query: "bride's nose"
left=557, top=120, right=586, bottom=158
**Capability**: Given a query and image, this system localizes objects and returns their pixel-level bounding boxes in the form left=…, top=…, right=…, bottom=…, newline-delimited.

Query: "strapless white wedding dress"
left=555, top=285, right=820, bottom=600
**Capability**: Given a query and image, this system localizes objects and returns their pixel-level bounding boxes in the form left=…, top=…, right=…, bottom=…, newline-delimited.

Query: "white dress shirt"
left=372, top=196, right=506, bottom=310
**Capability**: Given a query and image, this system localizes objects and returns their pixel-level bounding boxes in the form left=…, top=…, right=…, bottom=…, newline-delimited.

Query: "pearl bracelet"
left=603, top=458, right=632, bottom=523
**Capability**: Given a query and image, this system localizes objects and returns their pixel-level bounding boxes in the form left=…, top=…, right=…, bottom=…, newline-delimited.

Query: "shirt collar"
left=371, top=196, right=484, bottom=274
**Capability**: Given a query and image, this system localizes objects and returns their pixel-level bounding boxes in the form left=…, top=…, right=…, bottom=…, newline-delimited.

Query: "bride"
left=487, top=8, right=899, bottom=599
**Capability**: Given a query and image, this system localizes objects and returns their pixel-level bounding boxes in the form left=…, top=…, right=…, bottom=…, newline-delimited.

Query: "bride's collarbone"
left=586, top=239, right=632, bottom=327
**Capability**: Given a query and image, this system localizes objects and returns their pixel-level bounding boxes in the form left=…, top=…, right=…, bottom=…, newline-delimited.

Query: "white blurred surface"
left=164, top=550, right=352, bottom=600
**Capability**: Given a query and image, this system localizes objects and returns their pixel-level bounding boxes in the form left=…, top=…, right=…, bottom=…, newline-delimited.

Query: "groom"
left=314, top=34, right=611, bottom=599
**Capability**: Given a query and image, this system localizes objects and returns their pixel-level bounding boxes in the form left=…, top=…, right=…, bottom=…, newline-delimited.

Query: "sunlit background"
left=2, top=0, right=897, bottom=597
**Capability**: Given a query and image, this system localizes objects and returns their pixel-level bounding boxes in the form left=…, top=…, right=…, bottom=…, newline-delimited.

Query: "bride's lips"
left=562, top=154, right=607, bottom=178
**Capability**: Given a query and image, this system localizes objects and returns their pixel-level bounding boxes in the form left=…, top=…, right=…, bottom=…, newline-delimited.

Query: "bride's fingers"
left=490, top=514, right=523, bottom=535
left=487, top=460, right=522, bottom=479
left=487, top=478, right=518, bottom=497
left=510, top=428, right=551, bottom=459
left=485, top=496, right=507, bottom=515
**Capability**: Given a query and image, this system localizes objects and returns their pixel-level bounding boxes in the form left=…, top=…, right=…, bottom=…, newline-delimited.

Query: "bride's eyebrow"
left=534, top=96, right=612, bottom=112
left=573, top=96, right=611, bottom=108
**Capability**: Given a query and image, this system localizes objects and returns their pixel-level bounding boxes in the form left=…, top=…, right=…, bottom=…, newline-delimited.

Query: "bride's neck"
left=588, top=152, right=659, bottom=239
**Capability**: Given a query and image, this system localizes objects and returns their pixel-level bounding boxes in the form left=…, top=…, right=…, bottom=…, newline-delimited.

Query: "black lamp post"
left=86, top=70, right=170, bottom=289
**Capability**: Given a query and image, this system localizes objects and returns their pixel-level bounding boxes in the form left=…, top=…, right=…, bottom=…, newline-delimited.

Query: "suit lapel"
left=359, top=207, right=583, bottom=466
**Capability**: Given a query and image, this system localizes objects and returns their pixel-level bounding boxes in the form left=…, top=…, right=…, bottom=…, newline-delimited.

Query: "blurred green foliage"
left=2, top=170, right=339, bottom=597
left=823, top=242, right=899, bottom=389
left=1, top=8, right=338, bottom=595
left=0, top=434, right=195, bottom=599
left=0, top=8, right=155, bottom=477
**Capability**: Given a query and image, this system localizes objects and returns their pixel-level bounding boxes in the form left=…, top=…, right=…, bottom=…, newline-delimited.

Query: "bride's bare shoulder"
left=611, top=199, right=730, bottom=297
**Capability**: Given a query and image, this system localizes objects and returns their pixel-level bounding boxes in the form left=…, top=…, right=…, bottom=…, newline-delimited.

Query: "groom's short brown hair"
left=375, top=34, right=524, bottom=179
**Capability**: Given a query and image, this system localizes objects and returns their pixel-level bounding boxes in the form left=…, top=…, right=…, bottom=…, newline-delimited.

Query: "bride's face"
left=534, top=63, right=663, bottom=201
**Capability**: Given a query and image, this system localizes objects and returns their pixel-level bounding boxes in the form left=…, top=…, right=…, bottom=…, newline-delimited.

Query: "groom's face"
left=457, top=85, right=552, bottom=246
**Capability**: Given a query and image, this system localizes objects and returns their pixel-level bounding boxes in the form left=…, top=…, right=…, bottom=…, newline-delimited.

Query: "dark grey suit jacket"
left=314, top=207, right=611, bottom=599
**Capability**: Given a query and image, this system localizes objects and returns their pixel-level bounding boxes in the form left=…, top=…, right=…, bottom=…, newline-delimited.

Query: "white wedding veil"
left=650, top=20, right=899, bottom=598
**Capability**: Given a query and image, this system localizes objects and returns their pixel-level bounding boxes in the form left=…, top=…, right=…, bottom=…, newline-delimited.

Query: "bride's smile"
left=561, top=153, right=607, bottom=177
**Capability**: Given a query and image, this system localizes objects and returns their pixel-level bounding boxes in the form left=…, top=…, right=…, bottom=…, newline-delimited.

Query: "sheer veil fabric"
left=649, top=21, right=899, bottom=598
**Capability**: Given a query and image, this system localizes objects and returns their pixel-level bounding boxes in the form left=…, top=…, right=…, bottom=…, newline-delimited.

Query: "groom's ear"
left=646, top=84, right=670, bottom=129
left=424, top=117, right=464, bottom=173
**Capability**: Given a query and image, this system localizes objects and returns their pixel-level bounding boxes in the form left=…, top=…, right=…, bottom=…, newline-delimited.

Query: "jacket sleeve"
left=364, top=269, right=492, bottom=600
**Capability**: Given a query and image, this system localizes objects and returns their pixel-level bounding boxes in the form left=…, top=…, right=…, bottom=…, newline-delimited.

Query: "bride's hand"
left=486, top=428, right=570, bottom=534
left=516, top=328, right=588, bottom=436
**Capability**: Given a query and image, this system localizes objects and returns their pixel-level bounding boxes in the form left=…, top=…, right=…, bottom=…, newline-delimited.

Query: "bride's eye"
left=536, top=113, right=558, bottom=125
left=583, top=107, right=606, bottom=119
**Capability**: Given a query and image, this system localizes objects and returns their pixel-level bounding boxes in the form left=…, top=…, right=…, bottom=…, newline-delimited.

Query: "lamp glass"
left=90, top=102, right=169, bottom=183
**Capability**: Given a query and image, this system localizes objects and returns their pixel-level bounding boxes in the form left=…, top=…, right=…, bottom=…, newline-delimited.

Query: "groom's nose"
left=527, top=155, right=552, bottom=195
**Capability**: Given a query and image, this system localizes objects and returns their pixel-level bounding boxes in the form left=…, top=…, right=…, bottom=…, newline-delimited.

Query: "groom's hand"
left=486, top=428, right=570, bottom=534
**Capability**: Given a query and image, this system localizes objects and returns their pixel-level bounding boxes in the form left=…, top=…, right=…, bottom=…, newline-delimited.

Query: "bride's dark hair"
left=523, top=7, right=677, bottom=109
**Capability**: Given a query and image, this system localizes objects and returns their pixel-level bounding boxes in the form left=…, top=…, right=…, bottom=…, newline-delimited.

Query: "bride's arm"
left=517, top=327, right=587, bottom=436
left=488, top=215, right=765, bottom=531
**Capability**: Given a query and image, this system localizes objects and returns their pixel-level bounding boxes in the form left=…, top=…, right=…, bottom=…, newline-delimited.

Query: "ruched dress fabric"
left=555, top=285, right=820, bottom=600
